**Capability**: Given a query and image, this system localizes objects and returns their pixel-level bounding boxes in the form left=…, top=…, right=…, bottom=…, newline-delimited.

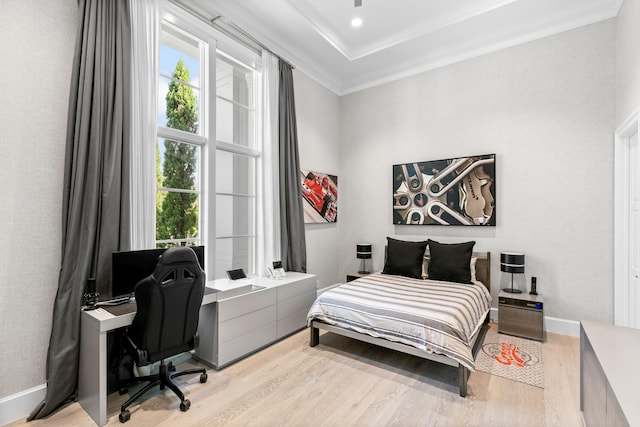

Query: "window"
left=156, top=24, right=205, bottom=248
left=156, top=15, right=261, bottom=280
left=215, top=54, right=258, bottom=278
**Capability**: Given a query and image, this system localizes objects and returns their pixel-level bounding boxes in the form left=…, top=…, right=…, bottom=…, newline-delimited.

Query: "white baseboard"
left=490, top=307, right=580, bottom=337
left=543, top=315, right=580, bottom=336
left=0, top=383, right=46, bottom=426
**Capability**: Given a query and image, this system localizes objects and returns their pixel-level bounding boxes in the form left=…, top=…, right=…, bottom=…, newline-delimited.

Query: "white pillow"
left=470, top=256, right=477, bottom=282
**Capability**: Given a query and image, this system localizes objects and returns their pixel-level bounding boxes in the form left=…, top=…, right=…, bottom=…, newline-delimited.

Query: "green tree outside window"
left=156, top=59, right=199, bottom=246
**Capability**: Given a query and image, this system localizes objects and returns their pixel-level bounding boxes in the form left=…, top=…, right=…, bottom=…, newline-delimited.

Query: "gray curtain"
left=278, top=61, right=306, bottom=272
left=28, top=0, right=131, bottom=420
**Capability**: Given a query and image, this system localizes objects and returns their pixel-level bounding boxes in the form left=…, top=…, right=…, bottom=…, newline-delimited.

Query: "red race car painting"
left=300, top=169, right=338, bottom=223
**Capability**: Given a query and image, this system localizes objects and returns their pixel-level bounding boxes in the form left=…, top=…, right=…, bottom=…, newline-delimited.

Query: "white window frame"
left=214, top=51, right=260, bottom=278
left=156, top=21, right=209, bottom=248
left=159, top=4, right=262, bottom=278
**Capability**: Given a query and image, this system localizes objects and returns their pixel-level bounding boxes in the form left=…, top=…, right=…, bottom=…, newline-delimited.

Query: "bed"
left=307, top=239, right=491, bottom=397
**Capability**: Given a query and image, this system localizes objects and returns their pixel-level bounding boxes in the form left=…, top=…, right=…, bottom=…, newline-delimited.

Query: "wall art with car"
left=393, top=154, right=496, bottom=226
left=301, top=169, right=338, bottom=223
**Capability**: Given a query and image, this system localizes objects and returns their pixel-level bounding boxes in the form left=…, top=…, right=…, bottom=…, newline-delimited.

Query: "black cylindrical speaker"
left=500, top=252, right=525, bottom=274
left=356, top=244, right=372, bottom=259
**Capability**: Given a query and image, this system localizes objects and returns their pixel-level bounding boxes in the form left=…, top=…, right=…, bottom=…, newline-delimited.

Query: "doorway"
left=614, top=109, right=640, bottom=327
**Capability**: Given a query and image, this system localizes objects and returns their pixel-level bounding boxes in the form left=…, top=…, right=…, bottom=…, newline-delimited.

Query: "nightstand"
left=346, top=272, right=369, bottom=282
left=498, top=290, right=544, bottom=341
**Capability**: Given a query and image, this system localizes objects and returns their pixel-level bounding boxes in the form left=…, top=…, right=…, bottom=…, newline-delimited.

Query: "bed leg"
left=310, top=326, right=319, bottom=347
left=458, top=366, right=468, bottom=397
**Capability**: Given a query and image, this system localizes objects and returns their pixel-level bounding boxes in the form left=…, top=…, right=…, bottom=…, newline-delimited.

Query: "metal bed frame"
left=309, top=252, right=491, bottom=397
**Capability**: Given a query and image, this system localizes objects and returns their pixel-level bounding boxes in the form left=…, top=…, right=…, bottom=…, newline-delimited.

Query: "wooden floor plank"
left=6, top=323, right=582, bottom=427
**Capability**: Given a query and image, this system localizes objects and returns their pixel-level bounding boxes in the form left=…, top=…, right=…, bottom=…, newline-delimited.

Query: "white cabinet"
left=194, top=273, right=317, bottom=369
left=580, top=320, right=640, bottom=427
left=276, top=274, right=317, bottom=339
left=216, top=287, right=278, bottom=368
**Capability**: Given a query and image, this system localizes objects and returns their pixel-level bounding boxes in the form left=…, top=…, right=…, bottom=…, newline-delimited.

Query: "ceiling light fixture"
left=354, top=0, right=362, bottom=7
left=351, top=17, right=362, bottom=28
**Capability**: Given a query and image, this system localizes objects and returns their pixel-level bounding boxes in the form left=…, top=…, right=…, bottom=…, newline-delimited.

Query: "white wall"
left=0, top=0, right=76, bottom=407
left=294, top=71, right=342, bottom=288
left=331, top=19, right=616, bottom=323
left=617, top=0, right=640, bottom=126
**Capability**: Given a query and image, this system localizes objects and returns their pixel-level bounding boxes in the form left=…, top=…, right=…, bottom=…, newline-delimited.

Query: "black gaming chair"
left=118, top=246, right=207, bottom=423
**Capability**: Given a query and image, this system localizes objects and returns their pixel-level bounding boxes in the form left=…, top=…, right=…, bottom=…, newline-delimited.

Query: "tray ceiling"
left=193, top=0, right=621, bottom=94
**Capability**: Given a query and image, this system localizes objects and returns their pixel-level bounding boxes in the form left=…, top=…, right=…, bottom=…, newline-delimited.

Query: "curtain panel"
left=29, top=0, right=132, bottom=420
left=258, top=50, right=281, bottom=276
left=278, top=61, right=307, bottom=272
left=129, top=0, right=160, bottom=250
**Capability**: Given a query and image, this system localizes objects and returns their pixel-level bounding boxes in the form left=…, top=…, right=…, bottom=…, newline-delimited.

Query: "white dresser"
left=194, top=272, right=317, bottom=369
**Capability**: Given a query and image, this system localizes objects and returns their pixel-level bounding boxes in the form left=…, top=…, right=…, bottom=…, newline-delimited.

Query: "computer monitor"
left=111, top=246, right=204, bottom=299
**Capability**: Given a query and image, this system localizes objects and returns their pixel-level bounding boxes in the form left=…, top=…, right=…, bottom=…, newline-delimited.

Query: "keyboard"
left=95, top=295, right=132, bottom=306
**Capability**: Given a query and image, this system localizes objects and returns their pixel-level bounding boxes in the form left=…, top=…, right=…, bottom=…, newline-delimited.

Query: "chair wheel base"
left=119, top=410, right=131, bottom=423
left=180, top=399, right=191, bottom=411
left=200, top=373, right=208, bottom=383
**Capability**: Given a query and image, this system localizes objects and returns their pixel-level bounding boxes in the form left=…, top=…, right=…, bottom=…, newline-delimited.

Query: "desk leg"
left=78, top=314, right=108, bottom=426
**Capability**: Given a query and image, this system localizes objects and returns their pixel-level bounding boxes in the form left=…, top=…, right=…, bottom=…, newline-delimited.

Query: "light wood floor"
left=9, top=323, right=582, bottom=426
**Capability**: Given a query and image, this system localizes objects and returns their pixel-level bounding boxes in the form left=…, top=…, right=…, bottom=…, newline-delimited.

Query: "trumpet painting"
left=393, top=154, right=496, bottom=226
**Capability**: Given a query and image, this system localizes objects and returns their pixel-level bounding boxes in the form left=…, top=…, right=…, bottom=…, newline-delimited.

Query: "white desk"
left=78, top=287, right=218, bottom=426
left=78, top=273, right=317, bottom=426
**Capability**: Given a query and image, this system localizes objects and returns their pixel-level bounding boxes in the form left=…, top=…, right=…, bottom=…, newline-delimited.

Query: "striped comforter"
left=306, top=273, right=492, bottom=370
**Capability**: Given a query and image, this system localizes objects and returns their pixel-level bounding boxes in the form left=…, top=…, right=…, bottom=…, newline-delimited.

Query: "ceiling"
left=194, top=0, right=622, bottom=95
